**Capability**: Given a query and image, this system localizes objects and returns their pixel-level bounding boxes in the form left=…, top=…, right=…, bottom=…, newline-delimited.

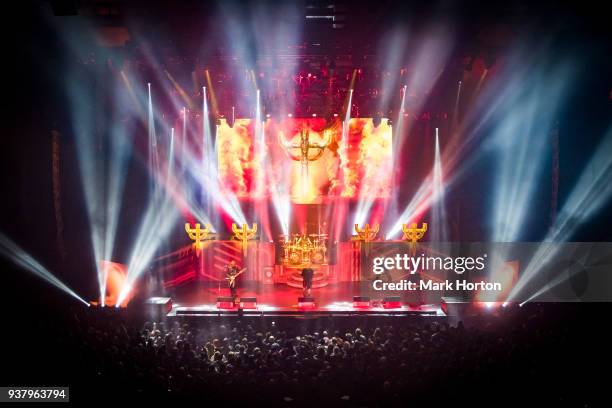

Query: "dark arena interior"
left=1, top=0, right=611, bottom=405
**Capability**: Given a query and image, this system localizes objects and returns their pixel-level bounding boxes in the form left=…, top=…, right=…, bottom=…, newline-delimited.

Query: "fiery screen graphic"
left=217, top=118, right=393, bottom=203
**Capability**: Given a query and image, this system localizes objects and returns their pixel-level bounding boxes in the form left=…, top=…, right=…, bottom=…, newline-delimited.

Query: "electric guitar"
left=225, top=268, right=246, bottom=286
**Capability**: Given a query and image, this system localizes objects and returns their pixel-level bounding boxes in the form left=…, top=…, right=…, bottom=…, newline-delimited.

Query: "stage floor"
left=165, top=281, right=444, bottom=316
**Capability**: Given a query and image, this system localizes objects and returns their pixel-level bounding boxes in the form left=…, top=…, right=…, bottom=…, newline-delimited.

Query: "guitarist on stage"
left=225, top=260, right=246, bottom=303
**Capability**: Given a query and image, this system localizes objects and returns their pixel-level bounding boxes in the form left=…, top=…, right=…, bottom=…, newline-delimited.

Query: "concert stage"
left=162, top=281, right=443, bottom=317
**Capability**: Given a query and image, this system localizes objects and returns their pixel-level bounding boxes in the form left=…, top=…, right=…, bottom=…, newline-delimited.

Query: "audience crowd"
left=46, top=303, right=598, bottom=405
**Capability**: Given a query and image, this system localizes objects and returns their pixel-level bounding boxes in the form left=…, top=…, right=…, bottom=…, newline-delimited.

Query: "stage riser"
left=159, top=242, right=361, bottom=288
left=174, top=310, right=439, bottom=317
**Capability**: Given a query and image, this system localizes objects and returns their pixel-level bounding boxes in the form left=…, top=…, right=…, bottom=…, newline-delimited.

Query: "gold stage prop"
left=401, top=222, right=428, bottom=254
left=354, top=223, right=379, bottom=242
left=232, top=223, right=258, bottom=256
left=185, top=223, right=212, bottom=256
left=353, top=223, right=379, bottom=255
left=281, top=233, right=328, bottom=267
left=279, top=129, right=331, bottom=165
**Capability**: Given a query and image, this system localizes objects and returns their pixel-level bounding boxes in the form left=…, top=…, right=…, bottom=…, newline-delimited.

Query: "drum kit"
left=280, top=233, right=328, bottom=267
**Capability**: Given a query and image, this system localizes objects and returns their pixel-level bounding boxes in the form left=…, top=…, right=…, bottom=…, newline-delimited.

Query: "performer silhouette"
left=301, top=267, right=314, bottom=297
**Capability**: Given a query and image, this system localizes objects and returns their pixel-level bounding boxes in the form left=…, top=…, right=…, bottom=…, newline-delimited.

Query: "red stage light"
left=239, top=297, right=257, bottom=309
left=353, top=296, right=371, bottom=308
left=298, top=302, right=316, bottom=310
left=216, top=297, right=235, bottom=310
left=382, top=296, right=402, bottom=309
left=298, top=297, right=316, bottom=309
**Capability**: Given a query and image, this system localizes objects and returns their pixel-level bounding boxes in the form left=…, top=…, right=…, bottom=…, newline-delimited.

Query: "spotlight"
left=506, top=127, right=612, bottom=303
left=0, top=232, right=89, bottom=306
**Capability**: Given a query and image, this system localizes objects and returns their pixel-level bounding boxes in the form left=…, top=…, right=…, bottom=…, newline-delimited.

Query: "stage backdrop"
left=216, top=118, right=393, bottom=204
